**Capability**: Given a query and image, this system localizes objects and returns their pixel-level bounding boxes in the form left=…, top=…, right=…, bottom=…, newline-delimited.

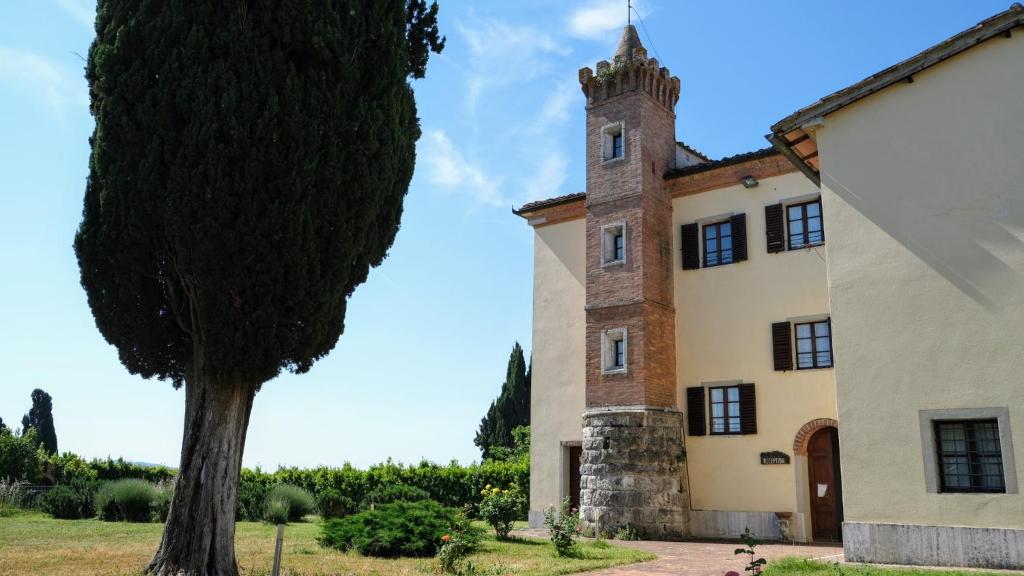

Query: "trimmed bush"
left=263, top=498, right=290, bottom=525
left=318, top=499, right=455, bottom=558
left=96, top=479, right=159, bottom=522
left=40, top=481, right=96, bottom=519
left=265, top=484, right=314, bottom=523
left=317, top=488, right=357, bottom=519
left=362, top=483, right=430, bottom=508
left=237, top=478, right=268, bottom=521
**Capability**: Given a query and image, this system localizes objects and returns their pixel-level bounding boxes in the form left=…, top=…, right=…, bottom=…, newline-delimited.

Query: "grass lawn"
left=0, top=512, right=654, bottom=576
left=765, top=557, right=1013, bottom=576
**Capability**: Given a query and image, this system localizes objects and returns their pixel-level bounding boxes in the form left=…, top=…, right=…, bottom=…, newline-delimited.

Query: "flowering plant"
left=543, top=497, right=580, bottom=557
left=436, top=511, right=481, bottom=574
left=476, top=483, right=525, bottom=539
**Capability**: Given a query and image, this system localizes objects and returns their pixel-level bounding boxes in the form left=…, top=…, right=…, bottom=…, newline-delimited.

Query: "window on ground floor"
left=935, top=419, right=1005, bottom=493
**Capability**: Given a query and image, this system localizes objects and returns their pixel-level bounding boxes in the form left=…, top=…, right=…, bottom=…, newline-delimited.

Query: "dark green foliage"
left=362, top=483, right=430, bottom=507
left=41, top=480, right=97, bottom=519
left=316, top=488, right=357, bottom=519
left=96, top=479, right=159, bottom=522
left=475, top=343, right=532, bottom=459
left=0, top=417, right=7, bottom=435
left=265, top=484, right=315, bottom=523
left=88, top=457, right=176, bottom=484
left=544, top=497, right=580, bottom=558
left=76, top=0, right=444, bottom=390
left=251, top=458, right=529, bottom=512
left=21, top=389, right=57, bottom=454
left=318, top=499, right=455, bottom=558
left=0, top=428, right=42, bottom=483
left=42, top=452, right=97, bottom=484
left=236, top=478, right=269, bottom=521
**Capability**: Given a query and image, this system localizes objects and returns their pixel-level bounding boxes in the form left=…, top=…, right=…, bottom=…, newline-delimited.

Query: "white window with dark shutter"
left=772, top=317, right=833, bottom=371
left=687, top=383, right=756, bottom=436
left=765, top=197, right=825, bottom=253
left=682, top=213, right=747, bottom=270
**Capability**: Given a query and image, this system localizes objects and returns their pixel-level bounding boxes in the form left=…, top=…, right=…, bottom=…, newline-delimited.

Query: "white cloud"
left=0, top=47, right=87, bottom=113
left=419, top=130, right=508, bottom=208
left=522, top=150, right=569, bottom=203
left=456, top=17, right=569, bottom=114
left=567, top=0, right=650, bottom=40
left=55, top=0, right=95, bottom=29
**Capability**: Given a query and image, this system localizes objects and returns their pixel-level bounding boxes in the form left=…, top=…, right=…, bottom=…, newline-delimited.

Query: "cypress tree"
left=21, top=389, right=57, bottom=454
left=75, top=2, right=442, bottom=574
left=474, top=343, right=531, bottom=458
left=0, top=417, right=7, bottom=435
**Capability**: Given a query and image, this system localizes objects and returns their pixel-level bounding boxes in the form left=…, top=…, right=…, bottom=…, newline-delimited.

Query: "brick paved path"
left=514, top=529, right=844, bottom=576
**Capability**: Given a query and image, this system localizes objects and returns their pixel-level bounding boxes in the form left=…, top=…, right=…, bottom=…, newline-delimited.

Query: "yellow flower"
left=492, top=487, right=501, bottom=495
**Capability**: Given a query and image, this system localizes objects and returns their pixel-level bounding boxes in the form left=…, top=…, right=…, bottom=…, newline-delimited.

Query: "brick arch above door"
left=793, top=418, right=839, bottom=455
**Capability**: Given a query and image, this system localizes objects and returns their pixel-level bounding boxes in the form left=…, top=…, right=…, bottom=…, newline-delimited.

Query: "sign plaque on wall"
left=760, top=451, right=791, bottom=465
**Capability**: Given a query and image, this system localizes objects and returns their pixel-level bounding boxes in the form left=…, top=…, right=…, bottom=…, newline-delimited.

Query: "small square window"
left=602, top=328, right=627, bottom=374
left=794, top=319, right=832, bottom=369
left=788, top=199, right=825, bottom=249
left=703, top=221, right=733, bottom=267
left=601, top=123, right=625, bottom=162
left=601, top=223, right=626, bottom=266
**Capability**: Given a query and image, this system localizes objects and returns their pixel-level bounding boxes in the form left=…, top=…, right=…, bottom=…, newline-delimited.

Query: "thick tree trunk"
left=147, top=370, right=257, bottom=576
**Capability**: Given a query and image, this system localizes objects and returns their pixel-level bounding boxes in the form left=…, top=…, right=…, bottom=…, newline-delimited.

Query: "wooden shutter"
left=772, top=321, right=793, bottom=371
left=738, top=383, right=757, bottom=434
left=686, top=386, right=706, bottom=436
left=681, top=223, right=699, bottom=270
left=731, top=213, right=748, bottom=262
left=765, top=203, right=785, bottom=253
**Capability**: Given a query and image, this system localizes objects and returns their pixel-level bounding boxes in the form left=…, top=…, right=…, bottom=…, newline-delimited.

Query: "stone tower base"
left=580, top=408, right=688, bottom=539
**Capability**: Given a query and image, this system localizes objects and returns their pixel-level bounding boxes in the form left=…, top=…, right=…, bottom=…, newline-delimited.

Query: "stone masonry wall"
left=581, top=408, right=687, bottom=539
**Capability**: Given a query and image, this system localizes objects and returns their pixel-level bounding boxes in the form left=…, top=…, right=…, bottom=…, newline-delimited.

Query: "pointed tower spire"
left=614, top=24, right=645, bottom=63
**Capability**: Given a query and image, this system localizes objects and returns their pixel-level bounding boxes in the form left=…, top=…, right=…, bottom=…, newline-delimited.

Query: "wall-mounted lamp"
left=740, top=175, right=759, bottom=188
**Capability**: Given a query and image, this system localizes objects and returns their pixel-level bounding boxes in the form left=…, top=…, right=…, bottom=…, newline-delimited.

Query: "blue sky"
left=0, top=0, right=1008, bottom=469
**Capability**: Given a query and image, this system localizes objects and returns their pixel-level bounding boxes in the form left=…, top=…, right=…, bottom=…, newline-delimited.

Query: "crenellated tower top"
left=578, top=25, right=681, bottom=111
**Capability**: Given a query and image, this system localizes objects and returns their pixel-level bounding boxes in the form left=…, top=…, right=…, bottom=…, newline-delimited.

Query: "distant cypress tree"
left=21, top=389, right=57, bottom=454
left=475, top=343, right=531, bottom=458
left=0, top=417, right=8, bottom=435
left=75, top=2, right=442, bottom=574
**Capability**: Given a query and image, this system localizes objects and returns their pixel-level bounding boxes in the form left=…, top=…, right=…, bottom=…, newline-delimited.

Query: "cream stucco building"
left=516, top=4, right=1024, bottom=569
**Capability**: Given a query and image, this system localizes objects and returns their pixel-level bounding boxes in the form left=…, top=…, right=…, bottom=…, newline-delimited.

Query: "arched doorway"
left=807, top=426, right=843, bottom=541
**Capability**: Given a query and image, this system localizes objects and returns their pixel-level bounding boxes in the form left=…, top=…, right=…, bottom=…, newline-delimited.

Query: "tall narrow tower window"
left=601, top=122, right=625, bottom=162
left=601, top=222, right=626, bottom=266
left=602, top=328, right=627, bottom=374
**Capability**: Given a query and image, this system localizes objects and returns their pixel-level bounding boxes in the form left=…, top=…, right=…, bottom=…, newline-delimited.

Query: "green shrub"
left=318, top=499, right=455, bottom=558
left=266, top=484, right=314, bottom=523
left=317, top=488, right=357, bottom=519
left=237, top=477, right=269, bottom=521
left=40, top=480, right=96, bottom=519
left=42, top=452, right=97, bottom=484
left=477, top=483, right=525, bottom=539
left=96, top=479, right=159, bottom=522
left=151, top=481, right=173, bottom=522
left=88, top=457, right=176, bottom=484
left=437, top=511, right=482, bottom=574
left=544, top=497, right=579, bottom=558
left=263, top=498, right=291, bottom=525
left=0, top=429, right=43, bottom=483
left=362, top=483, right=430, bottom=508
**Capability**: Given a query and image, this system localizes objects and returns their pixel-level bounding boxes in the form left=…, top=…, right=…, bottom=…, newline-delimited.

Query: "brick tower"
left=578, top=25, right=688, bottom=539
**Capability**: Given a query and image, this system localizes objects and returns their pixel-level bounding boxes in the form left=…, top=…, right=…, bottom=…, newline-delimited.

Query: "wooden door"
left=808, top=427, right=843, bottom=541
left=568, top=446, right=582, bottom=510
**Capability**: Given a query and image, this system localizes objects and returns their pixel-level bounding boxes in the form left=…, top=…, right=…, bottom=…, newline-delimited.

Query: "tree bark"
left=147, top=369, right=257, bottom=576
